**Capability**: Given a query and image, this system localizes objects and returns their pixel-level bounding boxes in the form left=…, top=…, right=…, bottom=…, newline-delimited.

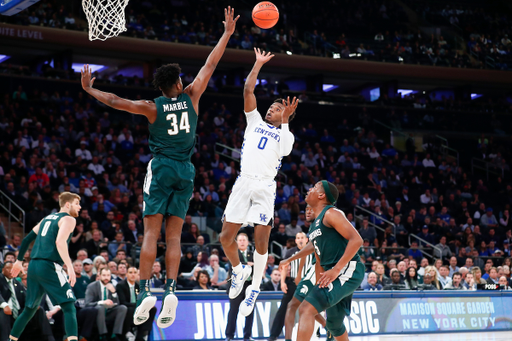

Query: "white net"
left=82, top=0, right=129, bottom=41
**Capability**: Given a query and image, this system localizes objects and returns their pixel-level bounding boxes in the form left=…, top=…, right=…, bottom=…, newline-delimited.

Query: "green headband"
left=321, top=180, right=336, bottom=205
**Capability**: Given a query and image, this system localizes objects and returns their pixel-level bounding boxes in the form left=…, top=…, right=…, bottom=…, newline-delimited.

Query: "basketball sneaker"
left=157, top=290, right=178, bottom=329
left=240, top=285, right=260, bottom=316
left=133, top=290, right=157, bottom=325
left=229, top=264, right=252, bottom=299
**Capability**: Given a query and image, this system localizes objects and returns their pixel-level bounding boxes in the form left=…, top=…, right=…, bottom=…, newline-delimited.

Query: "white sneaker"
left=240, top=285, right=260, bottom=316
left=229, top=264, right=252, bottom=299
left=157, top=292, right=178, bottom=329
left=133, top=293, right=157, bottom=325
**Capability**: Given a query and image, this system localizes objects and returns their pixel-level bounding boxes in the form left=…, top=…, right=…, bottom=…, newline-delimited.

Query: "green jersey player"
left=280, top=181, right=364, bottom=341
left=10, top=192, right=81, bottom=341
left=81, top=7, right=239, bottom=329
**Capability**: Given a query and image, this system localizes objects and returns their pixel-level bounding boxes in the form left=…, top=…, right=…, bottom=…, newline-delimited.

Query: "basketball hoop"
left=82, top=0, right=129, bottom=41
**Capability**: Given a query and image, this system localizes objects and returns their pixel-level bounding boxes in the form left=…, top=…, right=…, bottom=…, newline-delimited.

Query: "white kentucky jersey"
left=240, top=108, right=295, bottom=178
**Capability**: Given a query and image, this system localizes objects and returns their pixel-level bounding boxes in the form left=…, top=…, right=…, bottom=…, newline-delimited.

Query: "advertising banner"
left=151, top=292, right=512, bottom=340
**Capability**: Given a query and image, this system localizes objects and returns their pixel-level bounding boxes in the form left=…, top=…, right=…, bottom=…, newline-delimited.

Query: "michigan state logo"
left=66, top=289, right=74, bottom=299
left=300, top=285, right=308, bottom=295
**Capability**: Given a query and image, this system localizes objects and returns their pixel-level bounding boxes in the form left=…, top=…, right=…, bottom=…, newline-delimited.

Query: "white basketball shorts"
left=223, top=174, right=276, bottom=226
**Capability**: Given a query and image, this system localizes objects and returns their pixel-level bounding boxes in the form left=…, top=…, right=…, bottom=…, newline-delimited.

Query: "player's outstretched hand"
left=281, top=96, right=299, bottom=122
left=10, top=260, right=23, bottom=278
left=278, top=259, right=290, bottom=272
left=223, top=6, right=240, bottom=35
left=67, top=267, right=76, bottom=287
left=254, top=48, right=275, bottom=64
left=318, top=268, right=340, bottom=288
left=81, top=64, right=96, bottom=91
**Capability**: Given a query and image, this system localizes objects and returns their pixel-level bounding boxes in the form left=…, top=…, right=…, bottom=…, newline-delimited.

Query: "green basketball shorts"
left=25, top=259, right=76, bottom=308
left=294, top=265, right=316, bottom=302
left=143, top=158, right=195, bottom=219
left=304, top=260, right=365, bottom=337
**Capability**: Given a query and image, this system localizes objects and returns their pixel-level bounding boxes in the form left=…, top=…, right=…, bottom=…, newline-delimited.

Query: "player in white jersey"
left=219, top=48, right=298, bottom=317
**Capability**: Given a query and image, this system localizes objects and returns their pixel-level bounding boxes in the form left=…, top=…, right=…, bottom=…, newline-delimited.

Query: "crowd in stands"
left=5, top=0, right=512, bottom=69
left=1, top=75, right=512, bottom=287
left=0, top=65, right=512, bottom=340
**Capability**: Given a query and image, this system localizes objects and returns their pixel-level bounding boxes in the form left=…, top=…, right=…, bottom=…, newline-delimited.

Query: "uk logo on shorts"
left=260, top=214, right=267, bottom=222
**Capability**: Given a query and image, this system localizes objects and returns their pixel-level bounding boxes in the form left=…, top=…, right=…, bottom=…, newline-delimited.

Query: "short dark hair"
left=4, top=252, right=16, bottom=259
left=273, top=98, right=296, bottom=122
left=99, top=267, right=111, bottom=275
left=452, top=272, right=461, bottom=279
left=320, top=181, right=339, bottom=204
left=153, top=63, right=181, bottom=91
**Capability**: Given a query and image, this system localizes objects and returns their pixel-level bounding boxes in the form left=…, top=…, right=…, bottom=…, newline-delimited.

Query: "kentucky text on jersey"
left=254, top=126, right=281, bottom=141
left=162, top=101, right=188, bottom=112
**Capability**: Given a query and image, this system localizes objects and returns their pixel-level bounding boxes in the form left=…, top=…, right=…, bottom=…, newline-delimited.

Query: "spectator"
left=358, top=217, right=377, bottom=245
left=261, top=269, right=281, bottom=291
left=117, top=265, right=156, bottom=340
left=375, top=263, right=390, bottom=286
left=463, top=272, right=476, bottom=290
left=363, top=272, right=383, bottom=291
left=438, top=265, right=452, bottom=288
left=480, top=208, right=498, bottom=229
left=420, top=273, right=436, bottom=290
left=205, top=254, right=228, bottom=288
left=404, top=267, right=419, bottom=289
left=444, top=272, right=466, bottom=290
left=422, top=154, right=436, bottom=167
left=193, top=270, right=212, bottom=290
left=285, top=219, right=302, bottom=238
left=0, top=261, right=54, bottom=341
left=487, top=267, right=499, bottom=284
left=383, top=269, right=406, bottom=290
left=448, top=256, right=460, bottom=277
left=434, top=236, right=452, bottom=261
left=85, top=268, right=127, bottom=340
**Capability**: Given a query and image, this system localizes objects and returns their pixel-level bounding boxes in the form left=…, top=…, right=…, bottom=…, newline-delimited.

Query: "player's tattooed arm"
left=244, top=48, right=274, bottom=112
left=318, top=208, right=363, bottom=288
left=81, top=64, right=157, bottom=122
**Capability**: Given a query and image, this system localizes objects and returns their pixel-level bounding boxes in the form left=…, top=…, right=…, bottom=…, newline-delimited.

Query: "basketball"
left=252, top=1, right=279, bottom=29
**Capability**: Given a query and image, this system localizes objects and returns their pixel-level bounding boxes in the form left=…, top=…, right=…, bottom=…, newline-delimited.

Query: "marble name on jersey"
left=253, top=126, right=281, bottom=141
left=162, top=101, right=189, bottom=112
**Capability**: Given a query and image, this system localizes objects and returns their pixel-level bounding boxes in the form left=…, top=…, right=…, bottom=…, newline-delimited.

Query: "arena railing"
left=354, top=205, right=397, bottom=235
left=471, top=157, right=505, bottom=181
left=408, top=234, right=441, bottom=260
left=0, top=189, right=25, bottom=238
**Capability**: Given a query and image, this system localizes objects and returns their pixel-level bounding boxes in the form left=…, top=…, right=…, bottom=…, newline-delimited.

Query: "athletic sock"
left=285, top=339, right=292, bottom=341
left=139, top=280, right=150, bottom=292
left=251, top=251, right=268, bottom=289
left=232, top=263, right=243, bottom=274
left=165, top=278, right=176, bottom=293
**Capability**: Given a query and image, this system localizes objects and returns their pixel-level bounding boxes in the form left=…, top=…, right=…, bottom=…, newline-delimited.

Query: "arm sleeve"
left=279, top=124, right=295, bottom=157
left=17, top=230, right=37, bottom=261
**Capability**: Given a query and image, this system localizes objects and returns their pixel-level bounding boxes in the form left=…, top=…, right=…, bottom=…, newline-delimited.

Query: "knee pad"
left=326, top=318, right=346, bottom=337
left=60, top=301, right=76, bottom=316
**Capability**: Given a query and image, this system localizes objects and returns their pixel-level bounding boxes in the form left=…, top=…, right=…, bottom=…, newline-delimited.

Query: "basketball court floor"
left=296, top=331, right=510, bottom=341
